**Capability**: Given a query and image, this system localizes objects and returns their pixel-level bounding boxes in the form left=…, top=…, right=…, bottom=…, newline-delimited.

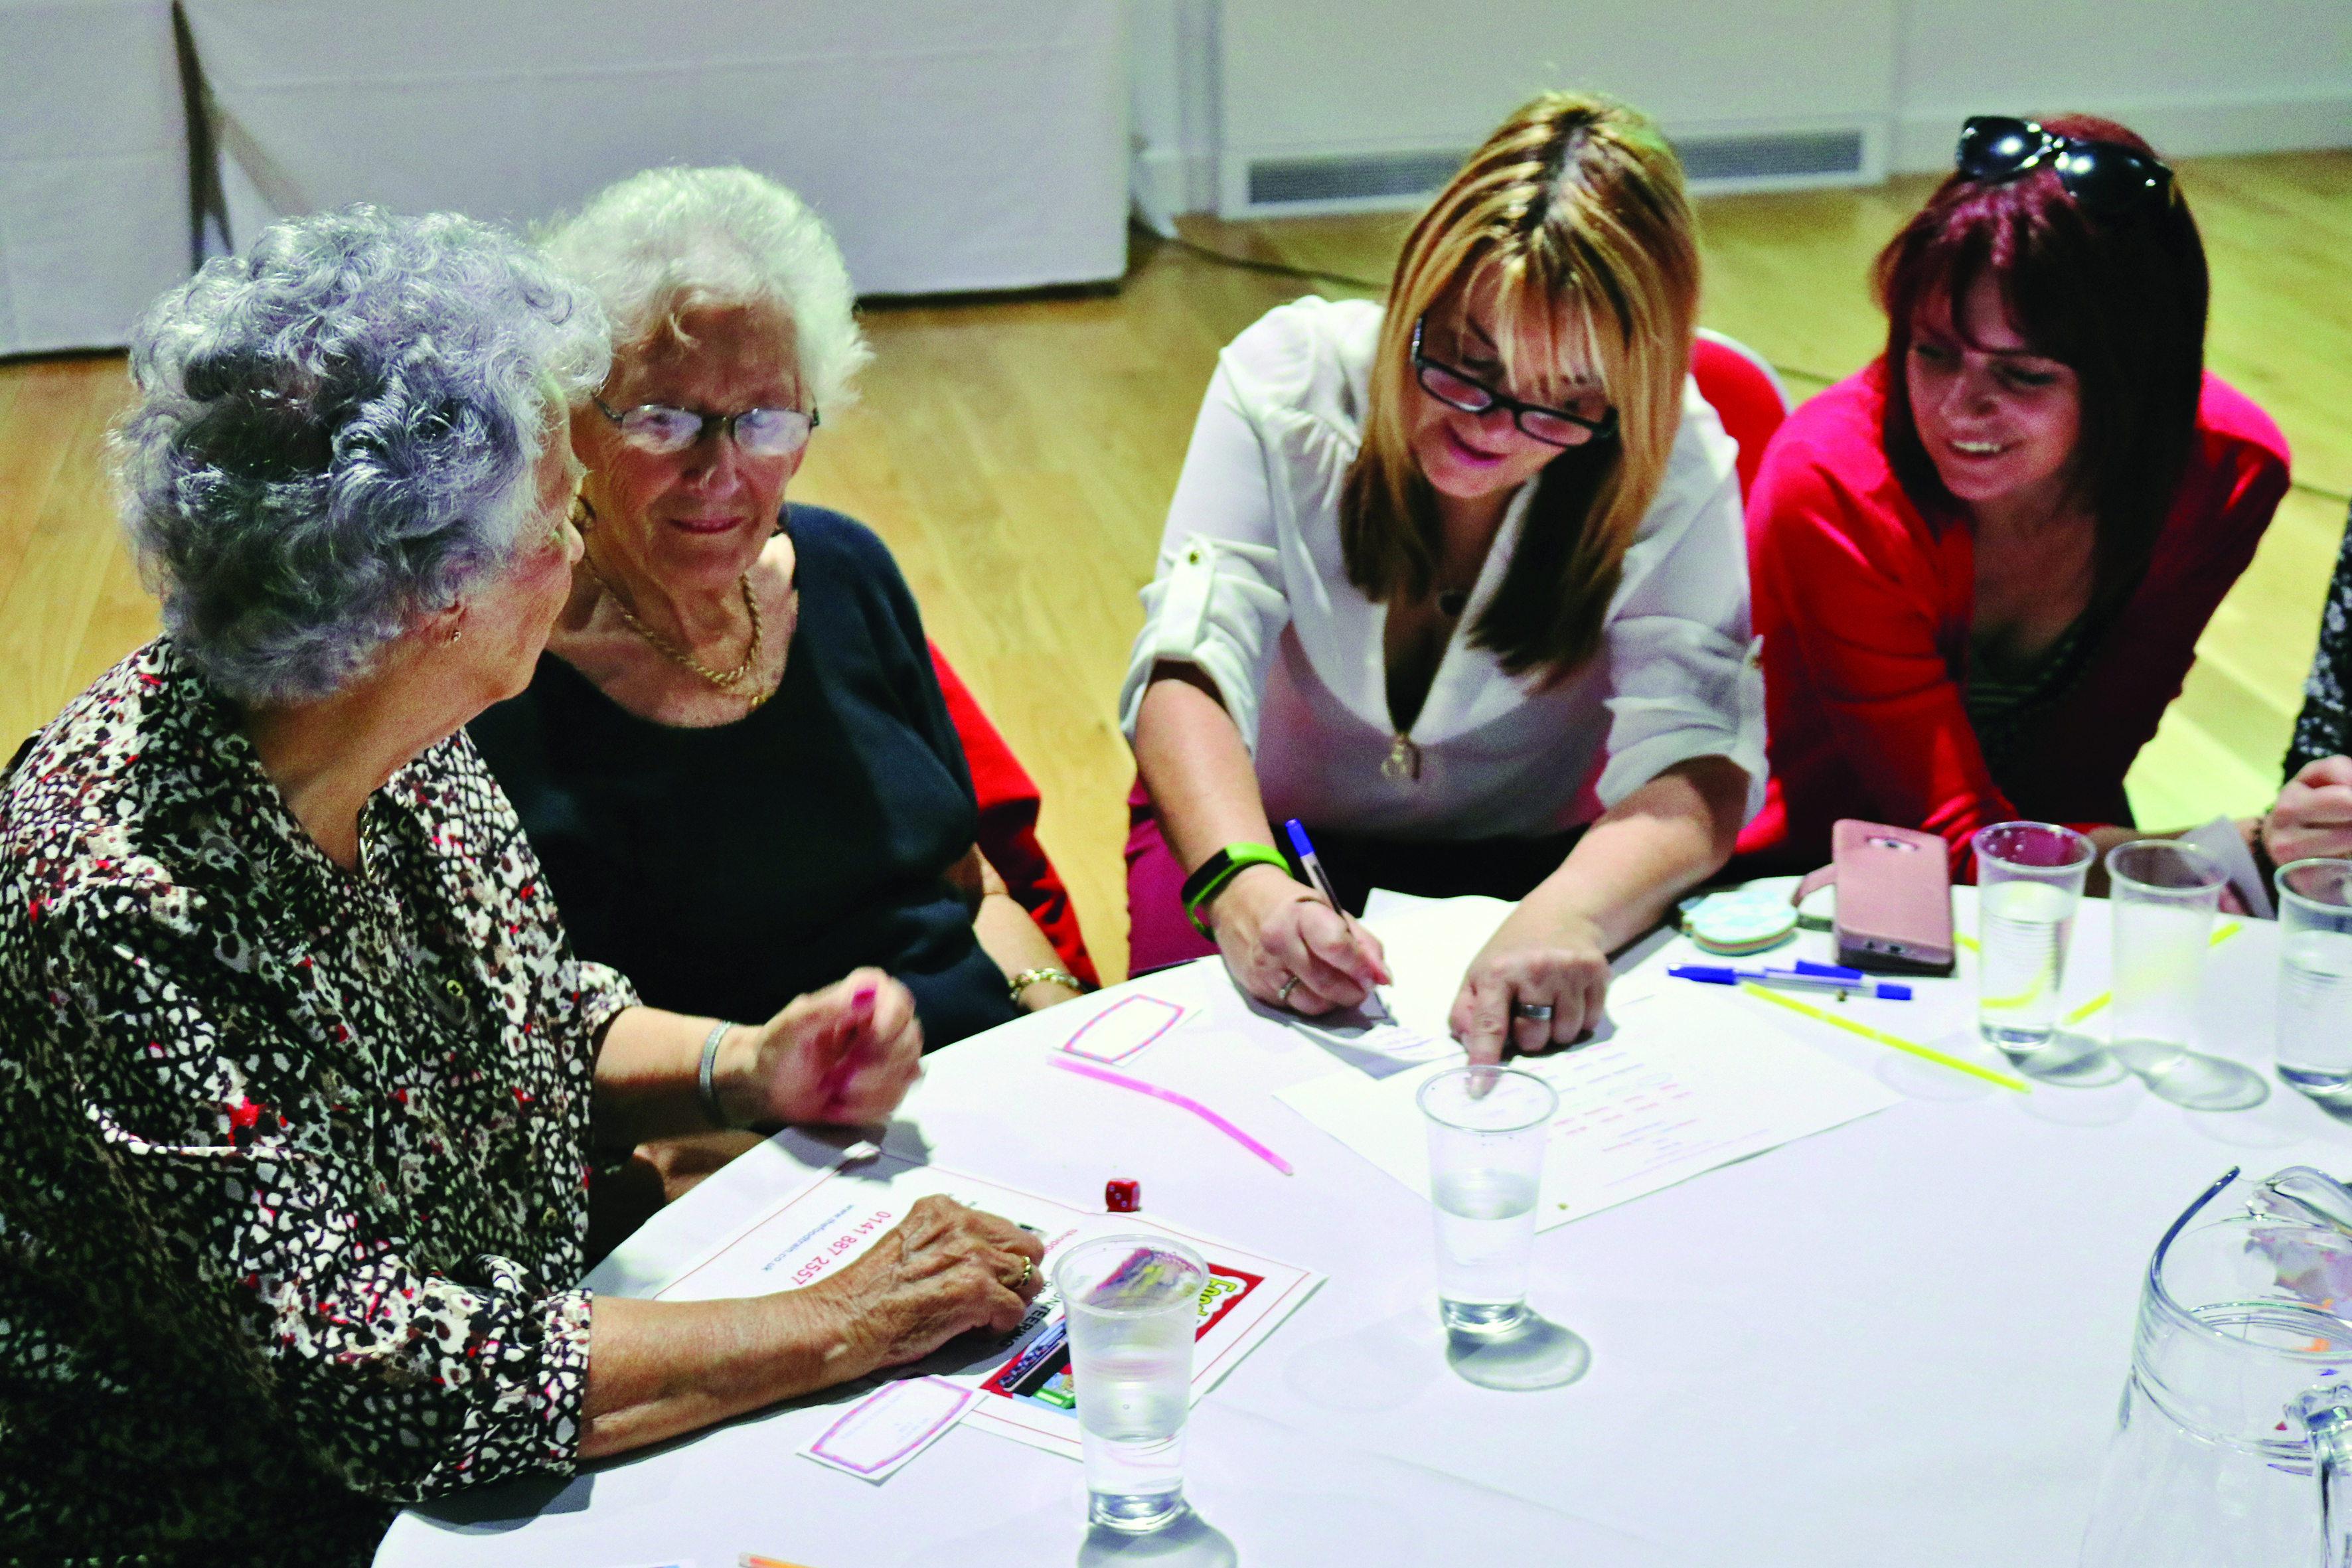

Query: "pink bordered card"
left=1059, top=993, right=1188, bottom=1064
left=799, top=1375, right=976, bottom=1482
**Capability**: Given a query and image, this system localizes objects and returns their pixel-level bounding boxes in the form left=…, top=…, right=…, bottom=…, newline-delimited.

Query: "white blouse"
left=1119, top=295, right=1764, bottom=840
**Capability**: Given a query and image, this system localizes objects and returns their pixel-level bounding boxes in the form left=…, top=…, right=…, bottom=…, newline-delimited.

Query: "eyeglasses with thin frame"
left=1954, top=116, right=2173, bottom=220
left=1409, top=317, right=1618, bottom=447
left=593, top=397, right=820, bottom=457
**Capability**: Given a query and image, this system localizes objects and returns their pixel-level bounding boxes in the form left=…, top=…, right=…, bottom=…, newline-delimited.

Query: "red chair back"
left=1690, top=329, right=1792, bottom=501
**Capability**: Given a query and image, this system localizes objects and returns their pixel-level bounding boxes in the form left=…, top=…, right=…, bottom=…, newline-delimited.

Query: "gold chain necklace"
left=582, top=549, right=765, bottom=697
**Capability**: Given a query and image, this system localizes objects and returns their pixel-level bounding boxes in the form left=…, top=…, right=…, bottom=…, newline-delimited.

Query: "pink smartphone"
left=1831, top=819, right=1954, bottom=975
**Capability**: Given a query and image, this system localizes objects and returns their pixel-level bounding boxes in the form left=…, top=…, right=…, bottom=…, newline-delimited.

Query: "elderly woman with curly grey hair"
left=466, top=167, right=1087, bottom=1084
left=0, top=206, right=1044, bottom=1564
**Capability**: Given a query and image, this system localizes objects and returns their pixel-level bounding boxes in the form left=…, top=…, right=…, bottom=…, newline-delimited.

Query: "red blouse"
left=1735, top=364, right=2291, bottom=881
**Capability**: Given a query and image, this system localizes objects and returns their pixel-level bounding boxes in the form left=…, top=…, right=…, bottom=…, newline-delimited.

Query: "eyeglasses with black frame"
left=1409, top=317, right=1617, bottom=447
left=1954, top=116, right=2173, bottom=220
left=593, top=398, right=820, bottom=458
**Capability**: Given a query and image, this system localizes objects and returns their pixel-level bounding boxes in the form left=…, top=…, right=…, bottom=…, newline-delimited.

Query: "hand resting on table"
left=582, top=1194, right=1045, bottom=1459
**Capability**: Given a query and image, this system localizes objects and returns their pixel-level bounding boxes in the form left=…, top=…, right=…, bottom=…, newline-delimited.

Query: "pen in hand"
left=816, top=980, right=880, bottom=1121
left=1281, top=818, right=1393, bottom=1020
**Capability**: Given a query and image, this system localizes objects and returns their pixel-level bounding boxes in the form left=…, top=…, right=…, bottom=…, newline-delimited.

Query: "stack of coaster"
left=1680, top=884, right=1798, bottom=957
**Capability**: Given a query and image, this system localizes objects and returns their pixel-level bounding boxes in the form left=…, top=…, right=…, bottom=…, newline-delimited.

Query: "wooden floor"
left=4, top=149, right=2347, bottom=982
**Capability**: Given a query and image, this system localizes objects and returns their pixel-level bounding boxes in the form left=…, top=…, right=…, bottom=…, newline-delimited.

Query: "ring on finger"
left=1006, top=1255, right=1034, bottom=1290
left=1510, top=1000, right=1555, bottom=1021
left=1277, top=973, right=1302, bottom=1005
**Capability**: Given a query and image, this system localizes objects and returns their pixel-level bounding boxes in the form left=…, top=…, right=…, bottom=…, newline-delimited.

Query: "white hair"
left=116, top=205, right=608, bottom=704
left=538, top=167, right=872, bottom=414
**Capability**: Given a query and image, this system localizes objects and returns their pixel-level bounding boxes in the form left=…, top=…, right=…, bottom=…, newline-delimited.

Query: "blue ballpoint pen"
left=1281, top=818, right=1393, bottom=1020
left=1668, top=963, right=1914, bottom=1001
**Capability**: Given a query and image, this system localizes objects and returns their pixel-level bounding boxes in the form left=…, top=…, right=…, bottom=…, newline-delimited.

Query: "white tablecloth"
left=0, top=0, right=189, bottom=355
left=180, top=0, right=1129, bottom=297
left=379, top=892, right=2351, bottom=1567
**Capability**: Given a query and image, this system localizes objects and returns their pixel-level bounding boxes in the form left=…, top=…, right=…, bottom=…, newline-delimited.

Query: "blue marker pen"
left=1282, top=818, right=1391, bottom=1020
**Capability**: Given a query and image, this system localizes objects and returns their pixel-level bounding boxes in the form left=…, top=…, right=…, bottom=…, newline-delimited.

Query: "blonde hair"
left=1341, top=92, right=1699, bottom=675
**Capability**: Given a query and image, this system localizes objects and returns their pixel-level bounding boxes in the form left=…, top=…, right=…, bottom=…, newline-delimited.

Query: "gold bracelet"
left=1008, top=967, right=1085, bottom=1004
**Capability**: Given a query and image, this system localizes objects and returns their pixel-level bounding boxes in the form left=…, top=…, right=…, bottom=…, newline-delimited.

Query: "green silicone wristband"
left=1182, top=842, right=1292, bottom=938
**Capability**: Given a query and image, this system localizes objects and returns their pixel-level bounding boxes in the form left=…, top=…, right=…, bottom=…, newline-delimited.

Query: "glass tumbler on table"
left=2106, top=839, right=2225, bottom=1051
left=1417, top=1065, right=1588, bottom=1391
left=2276, top=858, right=2352, bottom=1096
left=2104, top=838, right=2262, bottom=1110
left=1052, top=1233, right=1207, bottom=1533
left=1972, top=821, right=2096, bottom=1052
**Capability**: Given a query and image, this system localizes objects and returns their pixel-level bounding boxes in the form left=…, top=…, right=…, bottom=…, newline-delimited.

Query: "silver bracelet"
left=1007, top=967, right=1085, bottom=1005
left=698, top=1020, right=735, bottom=1129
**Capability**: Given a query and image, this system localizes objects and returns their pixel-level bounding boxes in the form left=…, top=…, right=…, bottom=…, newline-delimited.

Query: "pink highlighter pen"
left=818, top=980, right=878, bottom=1121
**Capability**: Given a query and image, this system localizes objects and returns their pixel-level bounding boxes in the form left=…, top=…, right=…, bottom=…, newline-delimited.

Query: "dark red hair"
left=1873, top=115, right=2207, bottom=601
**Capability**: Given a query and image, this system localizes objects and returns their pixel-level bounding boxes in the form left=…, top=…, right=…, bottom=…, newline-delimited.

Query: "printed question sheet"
left=1275, top=983, right=1899, bottom=1230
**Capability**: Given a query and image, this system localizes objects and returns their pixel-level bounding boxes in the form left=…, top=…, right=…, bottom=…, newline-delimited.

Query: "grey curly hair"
left=114, top=205, right=610, bottom=705
left=538, top=167, right=871, bottom=415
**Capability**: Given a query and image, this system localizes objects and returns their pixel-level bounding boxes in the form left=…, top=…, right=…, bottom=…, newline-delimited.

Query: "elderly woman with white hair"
left=0, top=207, right=1044, bottom=1563
left=467, top=166, right=1085, bottom=1066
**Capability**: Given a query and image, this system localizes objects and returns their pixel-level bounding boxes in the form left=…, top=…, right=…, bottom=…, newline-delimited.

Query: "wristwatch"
left=1179, top=842, right=1291, bottom=937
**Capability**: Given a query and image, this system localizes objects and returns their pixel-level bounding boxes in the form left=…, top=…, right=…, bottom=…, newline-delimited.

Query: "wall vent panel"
left=1672, top=129, right=1867, bottom=181
left=1246, top=150, right=1467, bottom=207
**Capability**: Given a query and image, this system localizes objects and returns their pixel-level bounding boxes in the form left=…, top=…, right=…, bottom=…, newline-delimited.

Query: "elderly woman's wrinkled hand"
left=2268, top=756, right=2352, bottom=866
left=730, top=968, right=925, bottom=1127
left=817, top=1194, right=1046, bottom=1369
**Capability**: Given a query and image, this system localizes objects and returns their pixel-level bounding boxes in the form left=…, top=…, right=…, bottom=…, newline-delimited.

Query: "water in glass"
left=1431, top=1168, right=1539, bottom=1310
left=2278, top=929, right=2352, bottom=1093
left=1977, top=878, right=2073, bottom=1048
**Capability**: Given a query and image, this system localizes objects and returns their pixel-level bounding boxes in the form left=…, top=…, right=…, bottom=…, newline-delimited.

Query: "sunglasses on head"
left=1954, top=116, right=2173, bottom=220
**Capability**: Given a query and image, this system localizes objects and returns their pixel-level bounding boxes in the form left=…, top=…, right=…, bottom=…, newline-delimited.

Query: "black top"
left=2287, top=500, right=2352, bottom=779
left=469, top=505, right=1018, bottom=1049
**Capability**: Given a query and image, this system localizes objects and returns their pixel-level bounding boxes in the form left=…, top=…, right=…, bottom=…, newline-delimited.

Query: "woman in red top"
left=1737, top=114, right=2291, bottom=882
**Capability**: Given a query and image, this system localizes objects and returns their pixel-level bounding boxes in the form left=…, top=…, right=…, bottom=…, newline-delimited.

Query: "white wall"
left=1131, top=0, right=1219, bottom=231
left=1131, top=0, right=2352, bottom=218
left=1895, top=0, right=2352, bottom=169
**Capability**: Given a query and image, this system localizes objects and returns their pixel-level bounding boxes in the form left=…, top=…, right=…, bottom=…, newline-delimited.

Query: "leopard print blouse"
left=0, top=640, right=637, bottom=1564
left=2287, top=501, right=2352, bottom=780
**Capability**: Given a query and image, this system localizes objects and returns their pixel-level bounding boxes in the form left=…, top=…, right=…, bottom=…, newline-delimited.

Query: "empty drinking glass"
left=1972, top=821, right=2096, bottom=1052
left=2106, top=839, right=2261, bottom=1110
left=1417, top=1065, right=1589, bottom=1391
left=2275, top=858, right=2352, bottom=1097
left=1053, top=1234, right=1208, bottom=1533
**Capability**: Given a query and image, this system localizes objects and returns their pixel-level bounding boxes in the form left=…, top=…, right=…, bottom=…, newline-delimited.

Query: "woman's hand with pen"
left=1208, top=863, right=1391, bottom=1015
left=714, top=969, right=926, bottom=1127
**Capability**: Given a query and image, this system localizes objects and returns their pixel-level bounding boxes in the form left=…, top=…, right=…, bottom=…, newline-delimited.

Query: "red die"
left=1105, top=1178, right=1141, bottom=1213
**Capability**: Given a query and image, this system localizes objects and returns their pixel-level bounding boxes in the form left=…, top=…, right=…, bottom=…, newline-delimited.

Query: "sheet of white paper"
left=649, top=1156, right=1322, bottom=1461
left=800, top=1376, right=976, bottom=1482
left=1059, top=992, right=1190, bottom=1064
left=1276, top=984, right=1901, bottom=1229
left=1279, top=1002, right=1452, bottom=1076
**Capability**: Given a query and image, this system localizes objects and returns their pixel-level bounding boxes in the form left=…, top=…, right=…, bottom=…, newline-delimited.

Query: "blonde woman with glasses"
left=1122, top=92, right=1762, bottom=1063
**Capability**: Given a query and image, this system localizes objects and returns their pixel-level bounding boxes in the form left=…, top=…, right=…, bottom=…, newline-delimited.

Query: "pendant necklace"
left=582, top=548, right=767, bottom=703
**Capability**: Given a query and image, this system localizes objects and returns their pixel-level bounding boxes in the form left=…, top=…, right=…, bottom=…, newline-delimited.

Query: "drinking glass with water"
left=1972, top=821, right=2096, bottom=1052
left=1417, top=1065, right=1589, bottom=1391
left=2275, top=858, right=2352, bottom=1096
left=1052, top=1234, right=1206, bottom=1533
